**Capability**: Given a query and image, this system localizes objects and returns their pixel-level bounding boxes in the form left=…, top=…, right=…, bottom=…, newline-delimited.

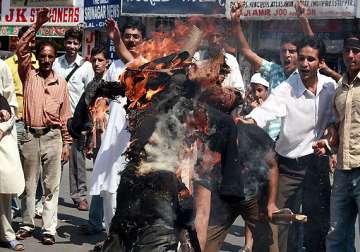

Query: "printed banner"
left=1, top=6, right=84, bottom=26
left=225, top=0, right=356, bottom=20
left=0, top=25, right=70, bottom=37
left=84, top=0, right=120, bottom=28
left=121, top=0, right=226, bottom=16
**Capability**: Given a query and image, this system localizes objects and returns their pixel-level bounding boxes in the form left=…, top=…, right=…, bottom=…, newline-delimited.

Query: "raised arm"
left=17, top=8, right=49, bottom=84
left=295, top=1, right=314, bottom=37
left=105, top=18, right=134, bottom=63
left=230, top=1, right=263, bottom=70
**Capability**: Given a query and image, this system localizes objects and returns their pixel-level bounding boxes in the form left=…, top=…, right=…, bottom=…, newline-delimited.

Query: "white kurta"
left=0, top=60, right=24, bottom=195
left=0, top=117, right=25, bottom=195
left=89, top=59, right=130, bottom=195
left=89, top=100, right=130, bottom=195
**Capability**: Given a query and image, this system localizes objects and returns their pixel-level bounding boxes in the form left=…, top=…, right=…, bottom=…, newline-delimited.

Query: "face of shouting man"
left=122, top=28, right=143, bottom=57
left=297, top=45, right=321, bottom=87
left=280, top=42, right=298, bottom=77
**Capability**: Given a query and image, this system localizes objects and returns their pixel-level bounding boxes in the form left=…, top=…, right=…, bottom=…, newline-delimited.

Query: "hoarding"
left=84, top=0, right=120, bottom=28
left=225, top=0, right=356, bottom=20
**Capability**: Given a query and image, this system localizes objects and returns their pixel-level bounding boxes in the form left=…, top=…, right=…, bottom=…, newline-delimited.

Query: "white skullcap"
left=250, top=73, right=269, bottom=88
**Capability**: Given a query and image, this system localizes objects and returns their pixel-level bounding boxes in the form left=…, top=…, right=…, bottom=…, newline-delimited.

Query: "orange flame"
left=145, top=85, right=165, bottom=100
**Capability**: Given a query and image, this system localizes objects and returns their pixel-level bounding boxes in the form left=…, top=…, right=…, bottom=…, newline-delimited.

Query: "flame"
left=145, top=85, right=165, bottom=100
left=135, top=21, right=194, bottom=61
left=197, top=139, right=221, bottom=172
left=89, top=97, right=109, bottom=127
left=87, top=97, right=109, bottom=156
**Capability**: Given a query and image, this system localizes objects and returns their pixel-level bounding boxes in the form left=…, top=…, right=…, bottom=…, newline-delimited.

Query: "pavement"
left=1, top=160, right=358, bottom=252
left=0, top=160, right=244, bottom=252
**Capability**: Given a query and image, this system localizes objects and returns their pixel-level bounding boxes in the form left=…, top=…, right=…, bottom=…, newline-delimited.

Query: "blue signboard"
left=121, top=0, right=226, bottom=16
left=107, top=39, right=119, bottom=60
left=84, top=0, right=121, bottom=28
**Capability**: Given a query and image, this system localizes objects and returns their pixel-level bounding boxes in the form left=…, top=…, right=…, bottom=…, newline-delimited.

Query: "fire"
left=197, top=139, right=222, bottom=173
left=89, top=97, right=109, bottom=131
left=136, top=21, right=192, bottom=61
left=145, top=85, right=165, bottom=100
left=86, top=97, right=109, bottom=157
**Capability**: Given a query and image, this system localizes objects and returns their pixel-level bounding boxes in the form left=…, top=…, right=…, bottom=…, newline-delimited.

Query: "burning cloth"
left=68, top=44, right=244, bottom=251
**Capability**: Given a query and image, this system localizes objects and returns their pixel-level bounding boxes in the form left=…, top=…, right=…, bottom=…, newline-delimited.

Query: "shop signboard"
left=0, top=25, right=70, bottom=37
left=225, top=0, right=356, bottom=20
left=84, top=0, right=120, bottom=28
left=10, top=0, right=74, bottom=7
left=1, top=6, right=83, bottom=26
left=121, top=0, right=226, bottom=16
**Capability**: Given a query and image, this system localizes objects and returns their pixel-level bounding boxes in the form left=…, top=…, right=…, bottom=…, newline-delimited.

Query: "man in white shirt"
left=53, top=28, right=94, bottom=211
left=244, top=37, right=336, bottom=252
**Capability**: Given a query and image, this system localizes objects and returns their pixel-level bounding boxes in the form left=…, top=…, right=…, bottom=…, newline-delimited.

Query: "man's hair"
left=280, top=35, right=298, bottom=47
left=64, top=28, right=83, bottom=42
left=344, top=32, right=360, bottom=43
left=35, top=41, right=57, bottom=57
left=296, top=36, right=326, bottom=60
left=90, top=45, right=108, bottom=59
left=18, top=26, right=30, bottom=39
left=120, top=19, right=146, bottom=39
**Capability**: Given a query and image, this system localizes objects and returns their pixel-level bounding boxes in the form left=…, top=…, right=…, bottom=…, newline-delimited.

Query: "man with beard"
left=15, top=9, right=72, bottom=245
left=317, top=33, right=360, bottom=252
left=53, top=27, right=94, bottom=211
left=244, top=37, right=336, bottom=252
left=193, top=24, right=245, bottom=96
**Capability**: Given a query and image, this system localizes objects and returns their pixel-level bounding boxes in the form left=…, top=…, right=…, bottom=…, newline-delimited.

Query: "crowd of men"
left=0, top=1, right=360, bottom=252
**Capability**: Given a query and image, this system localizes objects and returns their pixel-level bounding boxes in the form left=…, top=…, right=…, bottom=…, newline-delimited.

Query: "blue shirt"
left=259, top=59, right=289, bottom=140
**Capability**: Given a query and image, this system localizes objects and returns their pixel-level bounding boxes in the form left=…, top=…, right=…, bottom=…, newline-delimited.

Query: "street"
left=0, top=160, right=244, bottom=252
left=2, top=160, right=359, bottom=252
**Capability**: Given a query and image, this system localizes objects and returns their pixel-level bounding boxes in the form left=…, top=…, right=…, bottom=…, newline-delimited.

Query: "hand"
left=61, top=144, right=70, bottom=165
left=319, top=61, right=331, bottom=75
left=0, top=109, right=10, bottom=122
left=329, top=154, right=337, bottom=173
left=105, top=18, right=121, bottom=42
left=230, top=0, right=245, bottom=23
left=294, top=1, right=308, bottom=21
left=234, top=117, right=255, bottom=125
left=0, top=129, right=4, bottom=141
left=36, top=8, right=50, bottom=28
left=324, top=125, right=338, bottom=147
left=312, top=139, right=328, bottom=156
left=267, top=202, right=280, bottom=220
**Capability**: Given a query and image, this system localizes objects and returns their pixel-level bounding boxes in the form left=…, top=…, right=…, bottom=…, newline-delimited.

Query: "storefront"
left=0, top=0, right=84, bottom=57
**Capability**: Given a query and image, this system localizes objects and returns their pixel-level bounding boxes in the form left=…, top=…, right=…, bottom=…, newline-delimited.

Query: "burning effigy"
left=67, top=22, right=245, bottom=252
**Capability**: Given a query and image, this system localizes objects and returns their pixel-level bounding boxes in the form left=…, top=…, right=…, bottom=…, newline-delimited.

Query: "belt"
left=277, top=153, right=315, bottom=164
left=26, top=125, right=60, bottom=136
left=276, top=153, right=315, bottom=175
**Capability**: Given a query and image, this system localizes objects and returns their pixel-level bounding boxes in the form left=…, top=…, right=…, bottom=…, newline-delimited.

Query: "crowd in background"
left=0, top=1, right=360, bottom=252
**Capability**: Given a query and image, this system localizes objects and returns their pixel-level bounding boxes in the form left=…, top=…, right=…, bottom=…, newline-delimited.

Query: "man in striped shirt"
left=14, top=9, right=72, bottom=246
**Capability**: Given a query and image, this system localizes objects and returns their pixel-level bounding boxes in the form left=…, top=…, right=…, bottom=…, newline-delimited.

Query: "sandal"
left=8, top=240, right=24, bottom=251
left=42, top=234, right=55, bottom=245
left=15, top=229, right=32, bottom=240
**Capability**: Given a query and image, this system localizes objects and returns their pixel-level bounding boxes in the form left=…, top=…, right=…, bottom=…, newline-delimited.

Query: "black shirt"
left=237, top=124, right=274, bottom=200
